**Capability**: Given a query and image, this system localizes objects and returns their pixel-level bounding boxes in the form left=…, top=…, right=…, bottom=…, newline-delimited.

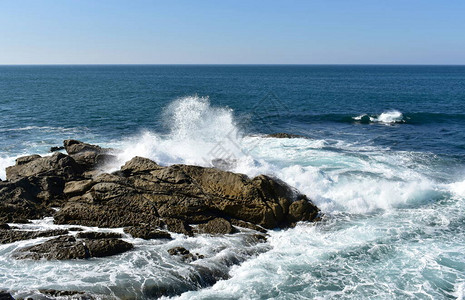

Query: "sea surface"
left=1, top=65, right=465, bottom=299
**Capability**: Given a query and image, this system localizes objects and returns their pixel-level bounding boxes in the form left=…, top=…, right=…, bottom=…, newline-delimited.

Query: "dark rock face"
left=124, top=226, right=171, bottom=240
left=0, top=291, right=14, bottom=300
left=14, top=235, right=133, bottom=260
left=0, top=229, right=68, bottom=244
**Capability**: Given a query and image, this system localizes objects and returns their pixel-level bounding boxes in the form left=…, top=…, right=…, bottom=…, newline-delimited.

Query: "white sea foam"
left=353, top=110, right=404, bottom=124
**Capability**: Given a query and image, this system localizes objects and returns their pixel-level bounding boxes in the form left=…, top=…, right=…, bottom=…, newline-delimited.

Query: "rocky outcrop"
left=63, top=140, right=115, bottom=171
left=13, top=235, right=133, bottom=260
left=54, top=156, right=319, bottom=231
left=1, top=140, right=319, bottom=238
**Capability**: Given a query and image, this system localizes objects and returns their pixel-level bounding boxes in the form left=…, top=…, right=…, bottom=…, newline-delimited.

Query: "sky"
left=0, top=0, right=464, bottom=64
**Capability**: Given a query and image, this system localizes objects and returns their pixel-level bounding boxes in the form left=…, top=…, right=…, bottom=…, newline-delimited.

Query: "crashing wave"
left=353, top=110, right=404, bottom=124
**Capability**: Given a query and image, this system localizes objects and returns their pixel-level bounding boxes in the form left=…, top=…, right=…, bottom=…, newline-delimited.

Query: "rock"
left=265, top=133, right=305, bottom=139
left=120, top=156, right=161, bottom=175
left=68, top=227, right=84, bottom=231
left=197, top=218, right=234, bottom=234
left=0, top=229, right=69, bottom=244
left=168, top=246, right=190, bottom=256
left=0, top=223, right=10, bottom=230
left=55, top=155, right=319, bottom=231
left=0, top=180, right=55, bottom=223
left=63, top=140, right=113, bottom=170
left=6, top=152, right=82, bottom=181
left=14, top=235, right=88, bottom=260
left=84, top=238, right=133, bottom=257
left=50, top=146, right=65, bottom=152
left=16, top=154, right=41, bottom=165
left=0, top=291, right=14, bottom=300
left=76, top=231, right=122, bottom=239
left=38, top=289, right=89, bottom=298
left=124, top=226, right=171, bottom=240
left=63, top=179, right=94, bottom=196
left=230, top=219, right=267, bottom=233
left=167, top=247, right=203, bottom=262
left=14, top=235, right=133, bottom=260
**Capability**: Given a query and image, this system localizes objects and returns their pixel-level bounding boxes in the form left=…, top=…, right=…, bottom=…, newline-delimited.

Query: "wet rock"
left=265, top=133, right=305, bottom=139
left=230, top=219, right=267, bottom=233
left=14, top=235, right=133, bottom=260
left=0, top=229, right=69, bottom=244
left=197, top=218, right=234, bottom=234
left=38, top=289, right=92, bottom=299
left=0, top=291, right=14, bottom=300
left=167, top=246, right=203, bottom=262
left=68, top=227, right=84, bottom=231
left=50, top=146, right=65, bottom=152
left=84, top=238, right=133, bottom=257
left=0, top=223, right=10, bottom=230
left=124, top=226, right=171, bottom=240
left=76, top=231, right=122, bottom=239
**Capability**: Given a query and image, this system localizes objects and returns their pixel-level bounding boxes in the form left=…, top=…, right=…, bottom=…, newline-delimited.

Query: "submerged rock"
left=0, top=291, right=14, bottom=300
left=265, top=133, right=305, bottom=139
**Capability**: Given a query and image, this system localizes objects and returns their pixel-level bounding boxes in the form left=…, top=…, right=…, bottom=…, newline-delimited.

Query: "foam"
left=353, top=110, right=404, bottom=124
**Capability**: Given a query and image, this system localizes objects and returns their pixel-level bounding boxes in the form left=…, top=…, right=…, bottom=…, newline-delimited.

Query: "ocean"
left=1, top=65, right=465, bottom=299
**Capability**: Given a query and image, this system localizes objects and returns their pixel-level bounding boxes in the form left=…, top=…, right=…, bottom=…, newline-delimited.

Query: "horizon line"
left=1, top=63, right=465, bottom=66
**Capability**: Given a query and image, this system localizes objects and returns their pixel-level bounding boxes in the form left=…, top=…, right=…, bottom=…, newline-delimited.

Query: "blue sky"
left=0, top=0, right=464, bottom=64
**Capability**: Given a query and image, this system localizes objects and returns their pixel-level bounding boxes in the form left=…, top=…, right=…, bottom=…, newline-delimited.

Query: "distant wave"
left=288, top=112, right=465, bottom=125
left=353, top=110, right=404, bottom=124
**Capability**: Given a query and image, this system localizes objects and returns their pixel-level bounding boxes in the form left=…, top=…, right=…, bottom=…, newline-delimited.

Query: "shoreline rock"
left=0, top=139, right=319, bottom=253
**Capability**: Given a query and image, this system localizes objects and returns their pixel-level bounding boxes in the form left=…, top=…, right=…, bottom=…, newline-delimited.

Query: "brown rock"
left=197, top=218, right=234, bottom=234
left=14, top=235, right=133, bottom=260
left=76, top=231, right=122, bottom=239
left=0, top=229, right=69, bottom=244
left=124, top=226, right=171, bottom=240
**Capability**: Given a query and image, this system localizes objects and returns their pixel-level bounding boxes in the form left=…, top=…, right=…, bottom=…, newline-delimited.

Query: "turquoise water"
left=1, top=65, right=465, bottom=299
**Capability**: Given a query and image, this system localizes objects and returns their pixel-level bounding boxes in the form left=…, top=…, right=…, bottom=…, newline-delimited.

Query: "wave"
left=353, top=110, right=404, bottom=124
left=102, top=96, right=453, bottom=215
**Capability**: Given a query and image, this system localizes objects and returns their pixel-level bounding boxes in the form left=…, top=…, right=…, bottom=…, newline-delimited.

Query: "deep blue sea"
left=1, top=65, right=465, bottom=299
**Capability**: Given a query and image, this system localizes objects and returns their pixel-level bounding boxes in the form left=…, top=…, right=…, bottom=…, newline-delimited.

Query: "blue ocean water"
left=1, top=65, right=465, bottom=299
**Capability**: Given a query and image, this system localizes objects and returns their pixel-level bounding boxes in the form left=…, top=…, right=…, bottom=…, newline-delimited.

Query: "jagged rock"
left=168, top=246, right=190, bottom=256
left=63, top=140, right=114, bottom=170
left=0, top=180, right=55, bottom=223
left=6, top=152, right=82, bottom=181
left=0, top=229, right=69, bottom=244
left=14, top=235, right=133, bottom=260
left=197, top=218, right=234, bottom=234
left=230, top=219, right=267, bottom=233
left=55, top=155, right=319, bottom=231
left=76, top=231, right=122, bottom=239
left=124, top=226, right=171, bottom=240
